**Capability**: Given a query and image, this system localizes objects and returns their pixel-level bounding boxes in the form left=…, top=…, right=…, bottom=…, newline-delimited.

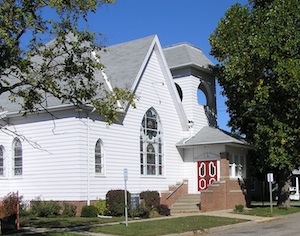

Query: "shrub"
left=234, top=204, right=244, bottom=213
left=140, top=191, right=160, bottom=209
left=94, top=199, right=108, bottom=216
left=149, top=208, right=160, bottom=218
left=106, top=189, right=131, bottom=217
left=157, top=204, right=171, bottom=216
left=81, top=205, right=98, bottom=217
left=1, top=192, right=20, bottom=217
left=62, top=203, right=77, bottom=217
left=31, top=199, right=61, bottom=217
left=130, top=206, right=150, bottom=218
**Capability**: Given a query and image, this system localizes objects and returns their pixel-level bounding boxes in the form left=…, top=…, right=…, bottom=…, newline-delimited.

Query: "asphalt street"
left=208, top=212, right=300, bottom=236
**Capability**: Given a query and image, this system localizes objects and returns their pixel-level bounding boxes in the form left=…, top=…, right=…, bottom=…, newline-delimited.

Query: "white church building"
left=0, top=35, right=252, bottom=212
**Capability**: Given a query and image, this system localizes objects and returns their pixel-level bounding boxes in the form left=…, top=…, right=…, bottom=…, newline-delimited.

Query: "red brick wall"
left=200, top=152, right=248, bottom=212
left=220, top=152, right=230, bottom=180
left=201, top=179, right=247, bottom=212
left=160, top=179, right=188, bottom=207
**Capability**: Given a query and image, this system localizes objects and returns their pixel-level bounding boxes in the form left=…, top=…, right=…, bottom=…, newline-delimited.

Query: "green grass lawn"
left=236, top=206, right=300, bottom=217
left=17, top=206, right=300, bottom=236
left=89, top=216, right=246, bottom=236
left=18, top=215, right=246, bottom=236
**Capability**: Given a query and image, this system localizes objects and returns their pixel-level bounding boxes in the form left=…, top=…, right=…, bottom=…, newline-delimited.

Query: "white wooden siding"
left=0, top=47, right=187, bottom=202
left=88, top=49, right=186, bottom=199
left=174, top=75, right=209, bottom=134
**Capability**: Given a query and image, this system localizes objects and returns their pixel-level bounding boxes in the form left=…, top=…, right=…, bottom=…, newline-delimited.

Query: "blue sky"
left=87, top=0, right=249, bottom=131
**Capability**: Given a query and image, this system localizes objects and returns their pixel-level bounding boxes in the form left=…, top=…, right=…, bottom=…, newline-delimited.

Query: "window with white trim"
left=0, top=146, right=4, bottom=176
left=140, top=108, right=163, bottom=176
left=229, top=154, right=246, bottom=178
left=95, top=139, right=103, bottom=174
left=13, top=138, right=22, bottom=176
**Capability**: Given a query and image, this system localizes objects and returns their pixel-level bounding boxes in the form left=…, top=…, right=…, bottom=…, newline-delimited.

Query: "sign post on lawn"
left=267, top=173, right=274, bottom=214
left=124, top=168, right=128, bottom=227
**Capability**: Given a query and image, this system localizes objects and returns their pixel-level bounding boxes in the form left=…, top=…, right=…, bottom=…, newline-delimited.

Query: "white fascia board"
left=154, top=36, right=189, bottom=131
left=5, top=103, right=125, bottom=118
left=176, top=140, right=252, bottom=148
left=0, top=111, right=8, bottom=119
left=169, top=63, right=212, bottom=76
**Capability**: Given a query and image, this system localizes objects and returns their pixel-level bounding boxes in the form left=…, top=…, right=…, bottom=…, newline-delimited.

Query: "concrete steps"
left=170, top=194, right=200, bottom=214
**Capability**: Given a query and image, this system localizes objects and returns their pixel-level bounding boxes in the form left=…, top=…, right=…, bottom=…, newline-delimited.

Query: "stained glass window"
left=140, top=108, right=163, bottom=176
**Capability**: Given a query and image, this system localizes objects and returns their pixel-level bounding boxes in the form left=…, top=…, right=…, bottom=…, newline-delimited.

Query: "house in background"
left=0, top=35, right=252, bottom=213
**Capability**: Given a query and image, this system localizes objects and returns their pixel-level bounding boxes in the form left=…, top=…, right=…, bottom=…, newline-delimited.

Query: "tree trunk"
left=277, top=169, right=291, bottom=208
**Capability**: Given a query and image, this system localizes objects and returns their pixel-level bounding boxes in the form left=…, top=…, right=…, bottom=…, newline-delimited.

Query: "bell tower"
left=163, top=43, right=217, bottom=134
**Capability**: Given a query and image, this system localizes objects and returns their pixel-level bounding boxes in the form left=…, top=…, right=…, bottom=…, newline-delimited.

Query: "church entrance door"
left=198, top=161, right=218, bottom=191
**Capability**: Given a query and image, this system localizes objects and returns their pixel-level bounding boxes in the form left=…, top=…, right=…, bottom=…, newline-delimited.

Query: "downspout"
left=87, top=107, right=96, bottom=206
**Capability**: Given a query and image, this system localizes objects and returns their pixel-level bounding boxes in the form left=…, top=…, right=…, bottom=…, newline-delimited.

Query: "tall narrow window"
left=140, top=108, right=163, bottom=176
left=13, top=138, right=22, bottom=176
left=95, top=139, right=103, bottom=174
left=0, top=146, right=4, bottom=176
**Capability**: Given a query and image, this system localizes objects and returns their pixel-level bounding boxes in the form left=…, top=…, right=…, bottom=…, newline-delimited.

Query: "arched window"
left=0, top=146, right=4, bottom=176
left=13, top=138, right=22, bottom=176
left=140, top=108, right=163, bottom=176
left=175, top=83, right=183, bottom=101
left=197, top=88, right=207, bottom=105
left=197, top=83, right=208, bottom=106
left=95, top=139, right=103, bottom=174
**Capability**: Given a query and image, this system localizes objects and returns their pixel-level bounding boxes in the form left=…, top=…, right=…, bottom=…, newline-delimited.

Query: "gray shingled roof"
left=100, top=35, right=156, bottom=90
left=177, top=126, right=251, bottom=147
left=163, top=43, right=213, bottom=71
left=0, top=35, right=156, bottom=113
left=1, top=35, right=213, bottom=114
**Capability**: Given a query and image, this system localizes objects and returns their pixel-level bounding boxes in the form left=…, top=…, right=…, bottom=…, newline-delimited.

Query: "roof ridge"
left=106, top=35, right=157, bottom=49
left=163, top=42, right=203, bottom=53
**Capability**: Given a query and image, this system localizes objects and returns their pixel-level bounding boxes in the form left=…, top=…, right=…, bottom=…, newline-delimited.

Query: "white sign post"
left=267, top=173, right=274, bottom=214
left=124, top=168, right=128, bottom=227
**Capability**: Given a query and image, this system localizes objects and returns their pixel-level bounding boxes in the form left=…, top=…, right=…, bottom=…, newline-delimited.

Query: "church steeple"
left=163, top=43, right=217, bottom=133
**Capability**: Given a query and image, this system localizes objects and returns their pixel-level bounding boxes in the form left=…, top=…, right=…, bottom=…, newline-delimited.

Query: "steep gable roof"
left=0, top=35, right=156, bottom=113
left=163, top=43, right=213, bottom=71
left=99, top=35, right=156, bottom=90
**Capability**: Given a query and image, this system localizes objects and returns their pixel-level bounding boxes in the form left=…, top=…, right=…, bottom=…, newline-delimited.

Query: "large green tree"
left=0, top=0, right=134, bottom=123
left=210, top=0, right=300, bottom=207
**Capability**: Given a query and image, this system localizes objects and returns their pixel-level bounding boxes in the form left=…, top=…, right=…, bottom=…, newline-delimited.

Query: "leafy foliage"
left=0, top=0, right=135, bottom=123
left=140, top=190, right=160, bottom=209
left=209, top=0, right=300, bottom=207
left=0, top=192, right=19, bottom=217
left=130, top=206, right=150, bottom=218
left=81, top=205, right=99, bottom=217
left=94, top=199, right=108, bottom=216
left=31, top=199, right=61, bottom=217
left=156, top=204, right=171, bottom=216
left=106, top=189, right=131, bottom=217
left=234, top=204, right=244, bottom=213
left=61, top=203, right=77, bottom=217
